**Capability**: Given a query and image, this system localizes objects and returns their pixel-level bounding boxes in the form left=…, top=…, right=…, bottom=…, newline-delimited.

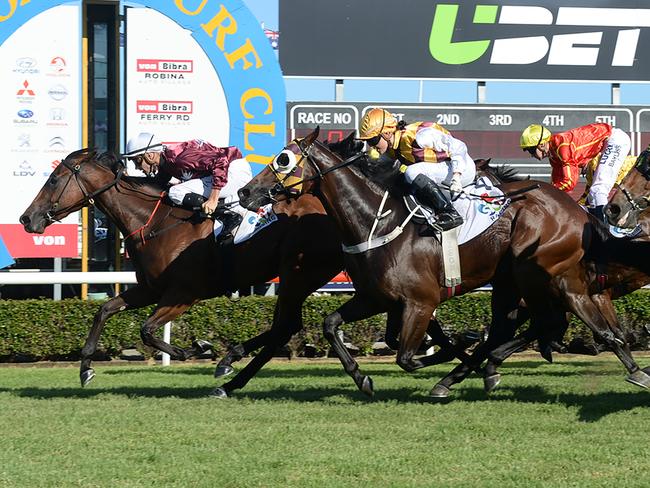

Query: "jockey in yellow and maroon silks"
left=520, top=123, right=632, bottom=222
left=357, top=108, right=476, bottom=232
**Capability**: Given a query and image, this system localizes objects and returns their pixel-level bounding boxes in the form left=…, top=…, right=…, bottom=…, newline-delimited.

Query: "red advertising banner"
left=0, top=223, right=78, bottom=258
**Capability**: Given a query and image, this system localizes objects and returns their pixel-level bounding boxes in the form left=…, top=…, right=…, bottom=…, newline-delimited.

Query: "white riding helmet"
left=125, top=132, right=163, bottom=157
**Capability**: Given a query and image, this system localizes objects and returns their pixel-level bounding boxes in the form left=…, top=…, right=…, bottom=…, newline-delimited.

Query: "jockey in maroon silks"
left=125, top=132, right=252, bottom=237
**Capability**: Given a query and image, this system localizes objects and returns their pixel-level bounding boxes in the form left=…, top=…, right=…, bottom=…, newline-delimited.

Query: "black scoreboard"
left=288, top=102, right=639, bottom=193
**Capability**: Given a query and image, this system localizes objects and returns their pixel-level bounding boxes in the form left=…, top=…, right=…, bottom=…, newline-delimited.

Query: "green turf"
left=1, top=355, right=650, bottom=488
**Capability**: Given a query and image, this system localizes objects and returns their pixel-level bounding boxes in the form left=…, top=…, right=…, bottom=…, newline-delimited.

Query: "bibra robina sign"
left=131, top=0, right=286, bottom=170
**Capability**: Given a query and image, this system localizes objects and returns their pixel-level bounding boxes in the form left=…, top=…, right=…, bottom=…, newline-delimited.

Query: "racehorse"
left=19, top=142, right=470, bottom=398
left=237, top=127, right=650, bottom=397
left=19, top=149, right=344, bottom=392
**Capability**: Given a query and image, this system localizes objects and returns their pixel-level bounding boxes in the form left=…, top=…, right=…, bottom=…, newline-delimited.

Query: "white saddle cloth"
left=418, top=176, right=510, bottom=244
left=213, top=203, right=277, bottom=244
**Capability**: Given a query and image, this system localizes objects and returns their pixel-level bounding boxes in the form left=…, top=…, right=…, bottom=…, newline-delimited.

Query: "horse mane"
left=476, top=158, right=524, bottom=183
left=317, top=140, right=408, bottom=197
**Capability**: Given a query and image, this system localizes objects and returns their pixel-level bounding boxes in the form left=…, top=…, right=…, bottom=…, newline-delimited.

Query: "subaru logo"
left=17, top=109, right=34, bottom=119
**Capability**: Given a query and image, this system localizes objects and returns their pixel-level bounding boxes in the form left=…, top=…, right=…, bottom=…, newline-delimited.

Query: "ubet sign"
left=280, top=0, right=650, bottom=82
left=431, top=4, right=644, bottom=67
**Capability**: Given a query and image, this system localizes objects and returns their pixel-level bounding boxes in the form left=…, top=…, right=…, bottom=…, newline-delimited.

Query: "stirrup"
left=216, top=212, right=243, bottom=242
left=435, top=212, right=463, bottom=231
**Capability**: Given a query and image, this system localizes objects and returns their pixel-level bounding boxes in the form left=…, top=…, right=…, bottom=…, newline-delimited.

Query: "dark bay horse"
left=238, top=128, right=650, bottom=397
left=19, top=149, right=344, bottom=393
left=19, top=143, right=467, bottom=398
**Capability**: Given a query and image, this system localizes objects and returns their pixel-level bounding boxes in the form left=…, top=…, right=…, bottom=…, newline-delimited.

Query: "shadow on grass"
left=2, top=371, right=649, bottom=423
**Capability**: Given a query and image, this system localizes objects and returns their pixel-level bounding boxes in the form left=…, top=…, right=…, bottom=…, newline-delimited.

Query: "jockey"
left=357, top=108, right=476, bottom=232
left=124, top=132, right=251, bottom=238
left=520, top=123, right=632, bottom=222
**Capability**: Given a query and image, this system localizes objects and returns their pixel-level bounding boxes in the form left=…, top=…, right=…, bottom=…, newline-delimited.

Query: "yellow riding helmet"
left=520, top=124, right=552, bottom=149
left=358, top=108, right=398, bottom=140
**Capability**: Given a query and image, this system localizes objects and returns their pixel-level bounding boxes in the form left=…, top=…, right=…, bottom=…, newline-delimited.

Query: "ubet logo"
left=430, top=4, right=645, bottom=66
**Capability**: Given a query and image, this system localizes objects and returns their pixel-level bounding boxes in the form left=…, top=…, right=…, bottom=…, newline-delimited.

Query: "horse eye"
left=276, top=152, right=290, bottom=167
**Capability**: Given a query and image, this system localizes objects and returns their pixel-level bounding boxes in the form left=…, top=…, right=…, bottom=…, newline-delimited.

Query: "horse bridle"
left=46, top=153, right=125, bottom=223
left=268, top=138, right=364, bottom=199
left=615, top=152, right=650, bottom=215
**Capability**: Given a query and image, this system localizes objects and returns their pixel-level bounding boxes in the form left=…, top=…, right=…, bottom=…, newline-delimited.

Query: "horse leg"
left=214, top=302, right=281, bottom=377
left=139, top=297, right=201, bottom=360
left=566, top=291, right=650, bottom=389
left=589, top=293, right=650, bottom=388
left=430, top=282, right=522, bottom=398
left=322, top=294, right=385, bottom=397
left=212, top=292, right=308, bottom=398
left=393, top=301, right=441, bottom=375
left=80, top=285, right=158, bottom=387
left=214, top=330, right=274, bottom=378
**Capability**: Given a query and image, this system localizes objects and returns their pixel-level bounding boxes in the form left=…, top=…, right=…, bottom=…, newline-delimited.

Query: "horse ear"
left=305, top=126, right=320, bottom=145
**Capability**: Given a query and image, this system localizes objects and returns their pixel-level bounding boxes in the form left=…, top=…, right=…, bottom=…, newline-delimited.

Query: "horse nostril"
left=238, top=188, right=249, bottom=200
left=607, top=204, right=620, bottom=218
left=19, top=214, right=30, bottom=226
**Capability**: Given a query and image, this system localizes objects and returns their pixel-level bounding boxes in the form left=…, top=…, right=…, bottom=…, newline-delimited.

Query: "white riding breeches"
left=403, top=157, right=477, bottom=189
left=167, top=158, right=253, bottom=205
left=588, top=128, right=631, bottom=207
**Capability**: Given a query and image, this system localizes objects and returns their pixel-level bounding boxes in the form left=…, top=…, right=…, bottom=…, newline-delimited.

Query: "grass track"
left=1, top=355, right=650, bottom=488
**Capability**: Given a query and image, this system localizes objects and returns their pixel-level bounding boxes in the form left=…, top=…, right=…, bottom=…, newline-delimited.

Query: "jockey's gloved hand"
left=449, top=173, right=463, bottom=197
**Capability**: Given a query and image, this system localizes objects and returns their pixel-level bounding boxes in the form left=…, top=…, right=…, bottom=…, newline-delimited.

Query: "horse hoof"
left=209, top=387, right=229, bottom=399
left=429, top=384, right=451, bottom=398
left=626, top=369, right=650, bottom=389
left=540, top=347, right=553, bottom=364
left=483, top=373, right=501, bottom=393
left=193, top=339, right=213, bottom=353
left=80, top=369, right=96, bottom=388
left=214, top=365, right=234, bottom=378
left=360, top=376, right=374, bottom=397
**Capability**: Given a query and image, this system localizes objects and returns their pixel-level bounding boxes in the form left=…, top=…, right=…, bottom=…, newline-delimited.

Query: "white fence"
left=0, top=271, right=173, bottom=365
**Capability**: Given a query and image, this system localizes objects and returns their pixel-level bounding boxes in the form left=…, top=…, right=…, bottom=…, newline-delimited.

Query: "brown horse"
left=466, top=159, right=650, bottom=385
left=238, top=127, right=650, bottom=397
left=19, top=149, right=344, bottom=394
left=19, top=143, right=470, bottom=398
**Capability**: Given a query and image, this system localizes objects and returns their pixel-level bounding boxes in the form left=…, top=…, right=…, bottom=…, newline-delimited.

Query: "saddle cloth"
left=415, top=176, right=510, bottom=244
left=213, top=203, right=277, bottom=244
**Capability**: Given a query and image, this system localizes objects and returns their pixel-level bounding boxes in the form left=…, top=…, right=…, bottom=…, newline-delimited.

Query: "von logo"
left=33, top=235, right=66, bottom=246
left=429, top=4, right=644, bottom=67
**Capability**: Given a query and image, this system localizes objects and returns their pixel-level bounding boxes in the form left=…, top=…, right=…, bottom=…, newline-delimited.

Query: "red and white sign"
left=0, top=5, right=81, bottom=259
left=126, top=8, right=229, bottom=144
left=0, top=224, right=78, bottom=258
left=136, top=100, right=193, bottom=114
left=136, top=59, right=193, bottom=73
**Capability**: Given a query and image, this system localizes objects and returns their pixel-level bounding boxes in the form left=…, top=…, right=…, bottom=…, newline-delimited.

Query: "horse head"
left=238, top=128, right=327, bottom=210
left=605, top=147, right=650, bottom=229
left=19, top=148, right=123, bottom=234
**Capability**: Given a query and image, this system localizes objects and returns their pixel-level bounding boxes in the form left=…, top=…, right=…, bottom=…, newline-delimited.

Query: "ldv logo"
left=430, top=4, right=643, bottom=66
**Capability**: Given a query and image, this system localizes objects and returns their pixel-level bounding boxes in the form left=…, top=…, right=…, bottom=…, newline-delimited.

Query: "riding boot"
left=181, top=192, right=207, bottom=210
left=588, top=205, right=607, bottom=226
left=588, top=205, right=608, bottom=288
left=411, top=174, right=463, bottom=232
left=214, top=209, right=243, bottom=242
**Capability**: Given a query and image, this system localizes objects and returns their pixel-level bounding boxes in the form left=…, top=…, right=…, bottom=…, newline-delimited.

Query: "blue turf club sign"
left=0, top=0, right=286, bottom=173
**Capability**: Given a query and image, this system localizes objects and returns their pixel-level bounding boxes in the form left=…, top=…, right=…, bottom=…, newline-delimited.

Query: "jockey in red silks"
left=520, top=123, right=632, bottom=223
